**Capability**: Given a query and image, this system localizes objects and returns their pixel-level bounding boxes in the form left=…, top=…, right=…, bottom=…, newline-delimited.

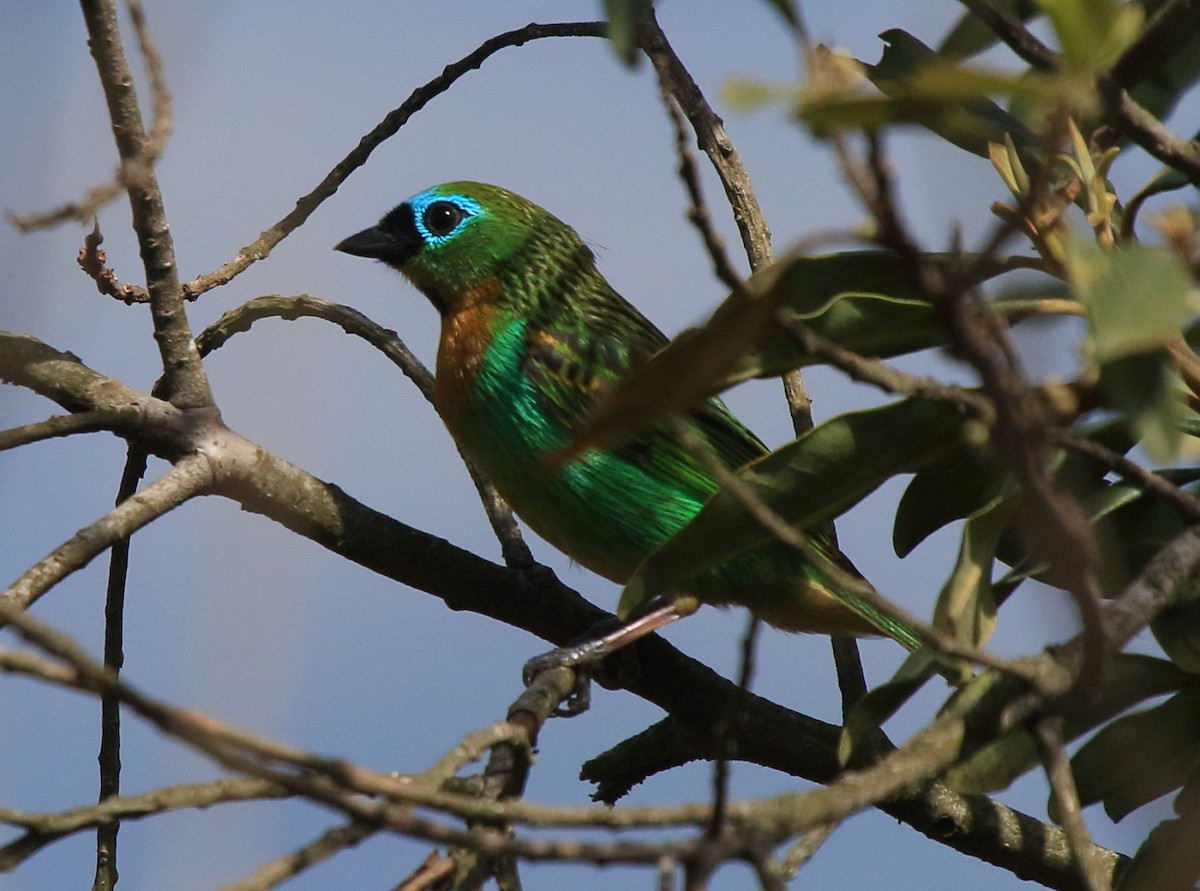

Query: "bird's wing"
left=521, top=299, right=768, bottom=485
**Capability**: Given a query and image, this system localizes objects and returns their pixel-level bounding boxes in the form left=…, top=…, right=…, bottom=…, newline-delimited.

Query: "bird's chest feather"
left=434, top=313, right=704, bottom=582
left=436, top=310, right=564, bottom=469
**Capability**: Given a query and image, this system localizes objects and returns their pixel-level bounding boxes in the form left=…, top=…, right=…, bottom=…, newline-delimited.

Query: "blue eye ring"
left=409, top=190, right=483, bottom=244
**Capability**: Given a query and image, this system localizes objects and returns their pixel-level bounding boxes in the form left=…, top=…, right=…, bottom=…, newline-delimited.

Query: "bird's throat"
left=434, top=293, right=503, bottom=433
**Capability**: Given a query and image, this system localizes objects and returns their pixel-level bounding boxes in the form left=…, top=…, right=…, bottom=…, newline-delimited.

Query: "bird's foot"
left=522, top=633, right=620, bottom=717
left=522, top=603, right=687, bottom=717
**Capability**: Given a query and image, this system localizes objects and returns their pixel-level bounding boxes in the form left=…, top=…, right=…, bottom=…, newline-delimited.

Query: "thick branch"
left=1, top=329, right=1143, bottom=887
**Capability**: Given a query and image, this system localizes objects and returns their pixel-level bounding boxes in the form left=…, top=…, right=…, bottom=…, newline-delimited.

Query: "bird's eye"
left=422, top=201, right=466, bottom=238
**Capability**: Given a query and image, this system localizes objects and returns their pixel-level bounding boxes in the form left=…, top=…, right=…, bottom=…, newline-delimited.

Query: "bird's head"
left=336, top=181, right=583, bottom=315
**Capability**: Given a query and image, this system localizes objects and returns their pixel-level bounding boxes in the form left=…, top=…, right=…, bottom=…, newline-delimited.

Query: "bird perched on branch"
left=336, top=181, right=919, bottom=659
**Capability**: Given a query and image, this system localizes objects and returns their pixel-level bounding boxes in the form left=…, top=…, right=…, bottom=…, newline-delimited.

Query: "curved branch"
left=184, top=21, right=608, bottom=297
left=0, top=408, right=141, bottom=451
left=1, top=329, right=1150, bottom=888
left=0, top=453, right=211, bottom=617
left=194, top=295, right=534, bottom=568
left=0, top=778, right=284, bottom=871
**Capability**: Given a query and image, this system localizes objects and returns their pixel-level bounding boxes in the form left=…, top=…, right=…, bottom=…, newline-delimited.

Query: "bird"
left=336, top=181, right=920, bottom=654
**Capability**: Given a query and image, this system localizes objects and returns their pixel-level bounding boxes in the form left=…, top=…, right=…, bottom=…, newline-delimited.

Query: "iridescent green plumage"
left=337, top=181, right=918, bottom=648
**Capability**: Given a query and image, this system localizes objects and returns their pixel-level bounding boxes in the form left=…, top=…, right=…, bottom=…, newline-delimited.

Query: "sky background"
left=0, top=2, right=1192, bottom=890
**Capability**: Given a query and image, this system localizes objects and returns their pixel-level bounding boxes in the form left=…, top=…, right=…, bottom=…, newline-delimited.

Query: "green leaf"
left=893, top=444, right=1007, bottom=558
left=1102, top=351, right=1182, bottom=461
left=1066, top=689, right=1200, bottom=822
left=802, top=29, right=1092, bottom=150
left=863, top=30, right=1038, bottom=157
left=603, top=0, right=651, bottom=66
left=931, top=497, right=1013, bottom=648
left=1117, top=4, right=1200, bottom=122
left=1117, top=804, right=1200, bottom=891
left=1154, top=597, right=1200, bottom=674
left=563, top=250, right=1022, bottom=461
left=937, top=0, right=1042, bottom=59
left=838, top=672, right=933, bottom=766
left=945, top=654, right=1196, bottom=794
left=619, top=398, right=972, bottom=615
left=1066, top=241, right=1194, bottom=461
left=895, top=415, right=1134, bottom=565
left=1067, top=241, right=1194, bottom=362
left=1037, top=0, right=1144, bottom=72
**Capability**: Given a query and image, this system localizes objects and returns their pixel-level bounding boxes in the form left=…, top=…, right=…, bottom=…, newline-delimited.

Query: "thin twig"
left=0, top=453, right=214, bottom=618
left=94, top=445, right=148, bottom=890
left=0, top=778, right=285, bottom=871
left=392, top=851, right=458, bottom=891
left=639, top=9, right=820, bottom=438
left=1051, top=429, right=1200, bottom=524
left=709, top=615, right=761, bottom=836
left=6, top=0, right=171, bottom=231
left=0, top=408, right=142, bottom=451
left=653, top=84, right=747, bottom=297
left=183, top=22, right=608, bottom=298
left=1034, top=717, right=1112, bottom=891
left=780, top=822, right=837, bottom=878
left=1096, top=80, right=1200, bottom=184
left=77, top=221, right=151, bottom=304
left=951, top=0, right=1057, bottom=69
left=217, top=821, right=376, bottom=891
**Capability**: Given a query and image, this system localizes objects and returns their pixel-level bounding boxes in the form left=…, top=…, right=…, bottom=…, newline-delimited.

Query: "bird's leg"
left=522, top=597, right=691, bottom=717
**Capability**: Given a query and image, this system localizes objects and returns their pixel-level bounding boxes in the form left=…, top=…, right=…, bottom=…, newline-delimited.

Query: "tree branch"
left=183, top=21, right=609, bottom=298
left=78, top=0, right=212, bottom=408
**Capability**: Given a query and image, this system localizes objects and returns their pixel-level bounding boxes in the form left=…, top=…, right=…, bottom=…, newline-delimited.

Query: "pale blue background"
left=0, top=2, right=1188, bottom=889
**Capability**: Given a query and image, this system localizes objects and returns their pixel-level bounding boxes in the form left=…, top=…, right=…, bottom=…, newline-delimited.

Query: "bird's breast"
left=433, top=280, right=505, bottom=435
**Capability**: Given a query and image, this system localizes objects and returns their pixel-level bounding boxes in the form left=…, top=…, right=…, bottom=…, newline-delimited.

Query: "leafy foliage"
left=585, top=1, right=1200, bottom=885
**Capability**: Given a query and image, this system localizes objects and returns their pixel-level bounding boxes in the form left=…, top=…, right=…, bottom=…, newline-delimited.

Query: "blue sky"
left=0, top=3, right=1188, bottom=889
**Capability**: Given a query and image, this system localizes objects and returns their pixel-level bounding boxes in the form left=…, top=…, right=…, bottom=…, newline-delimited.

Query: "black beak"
left=335, top=223, right=420, bottom=265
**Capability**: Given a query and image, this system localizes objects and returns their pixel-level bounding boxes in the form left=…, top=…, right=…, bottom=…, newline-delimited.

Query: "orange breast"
left=434, top=277, right=504, bottom=434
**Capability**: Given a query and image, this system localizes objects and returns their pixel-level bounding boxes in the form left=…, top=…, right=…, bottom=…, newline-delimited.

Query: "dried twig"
left=76, top=221, right=150, bottom=304
left=217, top=822, right=376, bottom=891
left=6, top=0, right=171, bottom=231
left=0, top=778, right=285, bottom=871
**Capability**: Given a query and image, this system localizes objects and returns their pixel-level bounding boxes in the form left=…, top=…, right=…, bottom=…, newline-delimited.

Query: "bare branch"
left=1035, top=717, right=1112, bottom=891
left=184, top=22, right=609, bottom=298
left=217, top=822, right=376, bottom=891
left=0, top=453, right=212, bottom=617
left=78, top=0, right=211, bottom=407
left=6, top=0, right=171, bottom=231
left=0, top=408, right=141, bottom=451
left=0, top=329, right=1144, bottom=887
left=0, top=778, right=284, bottom=871
left=194, top=294, right=535, bottom=569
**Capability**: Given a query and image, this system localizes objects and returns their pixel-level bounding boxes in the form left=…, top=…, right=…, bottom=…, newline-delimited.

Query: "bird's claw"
left=522, top=643, right=605, bottom=717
